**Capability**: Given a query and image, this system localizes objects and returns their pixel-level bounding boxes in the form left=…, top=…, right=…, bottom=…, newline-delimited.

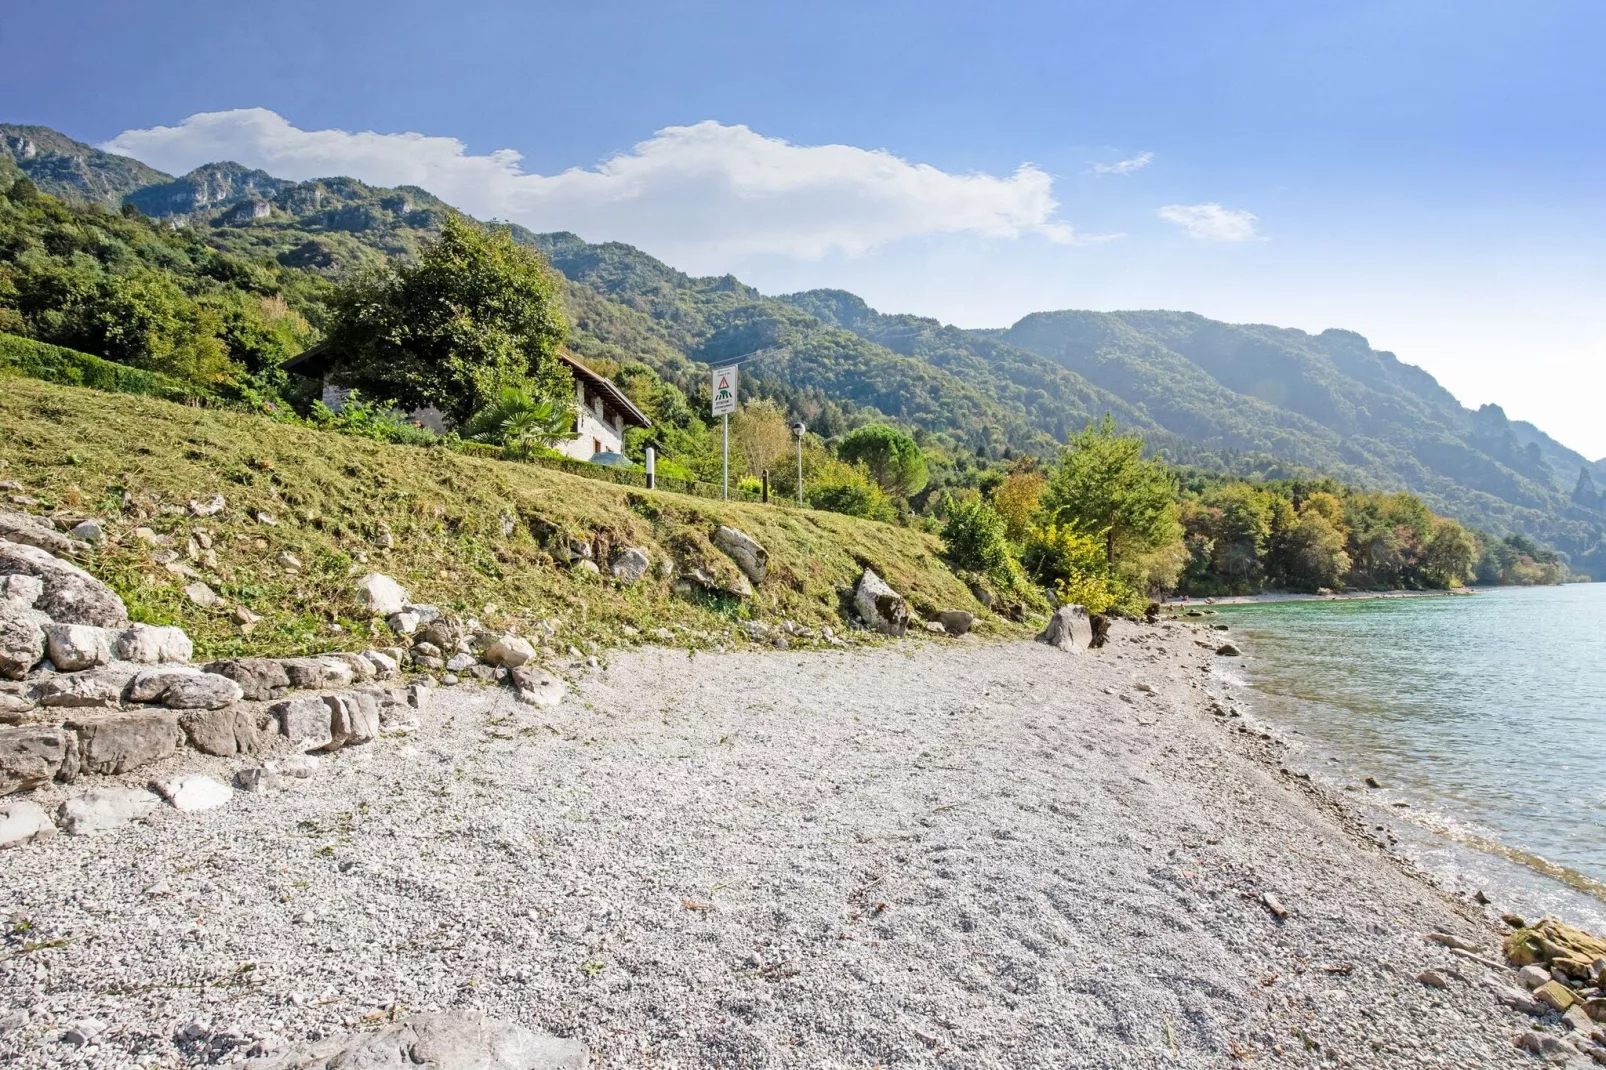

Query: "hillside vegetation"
left=0, top=377, right=1001, bottom=661
left=4, top=121, right=1605, bottom=577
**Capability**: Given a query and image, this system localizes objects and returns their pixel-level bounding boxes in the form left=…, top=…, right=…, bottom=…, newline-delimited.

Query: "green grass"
left=0, top=377, right=1019, bottom=660
left=0, top=332, right=206, bottom=404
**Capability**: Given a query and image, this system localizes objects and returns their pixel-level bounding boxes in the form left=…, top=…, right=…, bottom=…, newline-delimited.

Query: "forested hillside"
left=4, top=121, right=1605, bottom=576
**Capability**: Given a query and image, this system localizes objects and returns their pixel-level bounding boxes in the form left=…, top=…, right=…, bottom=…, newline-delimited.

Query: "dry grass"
left=0, top=377, right=1019, bottom=660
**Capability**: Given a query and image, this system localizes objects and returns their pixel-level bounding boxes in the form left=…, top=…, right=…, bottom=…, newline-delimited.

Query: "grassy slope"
left=0, top=377, right=1010, bottom=661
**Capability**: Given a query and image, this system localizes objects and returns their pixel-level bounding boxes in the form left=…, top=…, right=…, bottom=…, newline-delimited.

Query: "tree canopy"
left=836, top=423, right=929, bottom=498
left=1040, top=416, right=1180, bottom=566
left=324, top=214, right=569, bottom=423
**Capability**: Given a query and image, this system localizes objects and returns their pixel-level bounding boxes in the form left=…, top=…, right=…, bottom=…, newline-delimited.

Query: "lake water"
left=1213, top=584, right=1606, bottom=929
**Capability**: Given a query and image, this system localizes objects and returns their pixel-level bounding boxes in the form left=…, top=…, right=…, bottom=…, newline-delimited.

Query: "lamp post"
left=791, top=422, right=806, bottom=505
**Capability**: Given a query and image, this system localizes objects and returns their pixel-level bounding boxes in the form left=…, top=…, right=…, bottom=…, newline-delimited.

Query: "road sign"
left=711, top=365, right=738, bottom=416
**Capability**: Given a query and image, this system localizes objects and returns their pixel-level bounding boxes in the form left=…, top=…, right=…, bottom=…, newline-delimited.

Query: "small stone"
left=159, top=672, right=244, bottom=710
left=610, top=547, right=651, bottom=583
left=355, top=573, right=409, bottom=616
left=1519, top=964, right=1553, bottom=990
left=114, top=623, right=193, bottom=664
left=325, top=691, right=381, bottom=749
left=510, top=666, right=564, bottom=707
left=254, top=511, right=277, bottom=526
left=1215, top=642, right=1241, bottom=656
left=1535, top=979, right=1579, bottom=1012
left=574, top=559, right=601, bottom=576
left=234, top=765, right=280, bottom=793
left=38, top=664, right=140, bottom=708
left=1260, top=891, right=1289, bottom=920
left=1416, top=970, right=1448, bottom=989
left=361, top=650, right=400, bottom=678
left=388, top=610, right=422, bottom=635
left=0, top=573, right=45, bottom=611
left=936, top=610, right=975, bottom=636
left=154, top=774, right=232, bottom=811
left=188, top=494, right=226, bottom=517
left=1364, top=775, right=1383, bottom=789
left=62, top=1018, right=106, bottom=1047
left=184, top=581, right=223, bottom=608
left=271, top=697, right=333, bottom=747
left=278, top=754, right=320, bottom=779
left=482, top=634, right=535, bottom=669
left=441, top=673, right=459, bottom=685
left=44, top=623, right=112, bottom=671
left=1563, top=1004, right=1595, bottom=1033
left=924, top=621, right=947, bottom=635
left=70, top=518, right=104, bottom=542
left=446, top=652, right=477, bottom=672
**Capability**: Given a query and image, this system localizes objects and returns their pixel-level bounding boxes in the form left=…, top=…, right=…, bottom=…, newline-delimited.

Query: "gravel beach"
left=0, top=621, right=1547, bottom=1067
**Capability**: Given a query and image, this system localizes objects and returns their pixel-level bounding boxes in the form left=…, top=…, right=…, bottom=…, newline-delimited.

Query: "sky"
left=6, top=0, right=1604, bottom=453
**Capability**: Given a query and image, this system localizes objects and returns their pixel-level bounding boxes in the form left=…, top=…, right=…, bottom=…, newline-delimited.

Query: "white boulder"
left=355, top=573, right=409, bottom=617
left=154, top=774, right=233, bottom=812
left=57, top=787, right=160, bottom=835
left=0, top=800, right=57, bottom=849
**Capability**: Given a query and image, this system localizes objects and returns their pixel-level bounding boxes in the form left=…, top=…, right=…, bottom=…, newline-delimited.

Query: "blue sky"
left=7, top=1, right=1604, bottom=452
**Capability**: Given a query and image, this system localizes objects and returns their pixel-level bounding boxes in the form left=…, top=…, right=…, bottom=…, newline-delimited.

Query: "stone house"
left=281, top=346, right=651, bottom=461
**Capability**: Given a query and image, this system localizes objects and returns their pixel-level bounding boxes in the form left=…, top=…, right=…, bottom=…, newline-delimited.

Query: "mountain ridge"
left=4, top=121, right=1604, bottom=573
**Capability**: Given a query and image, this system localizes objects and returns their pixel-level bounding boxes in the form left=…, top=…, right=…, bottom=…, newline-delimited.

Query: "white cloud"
left=1091, top=151, right=1154, bottom=175
left=1156, top=203, right=1262, bottom=241
left=103, top=109, right=1092, bottom=266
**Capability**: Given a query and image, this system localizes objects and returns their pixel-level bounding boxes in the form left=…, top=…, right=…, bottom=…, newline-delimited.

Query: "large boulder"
left=0, top=725, right=76, bottom=794
left=713, top=527, right=768, bottom=584
left=280, top=656, right=357, bottom=691
left=37, top=663, right=140, bottom=708
left=66, top=709, right=181, bottom=775
left=179, top=707, right=258, bottom=757
left=0, top=609, right=48, bottom=680
left=125, top=665, right=202, bottom=703
left=610, top=547, right=651, bottom=584
left=0, top=800, right=57, bottom=848
left=355, top=573, right=410, bottom=617
left=324, top=691, right=381, bottom=749
left=1038, top=604, right=1093, bottom=651
left=0, top=512, right=77, bottom=557
left=270, top=697, right=333, bottom=748
left=114, top=624, right=193, bottom=665
left=853, top=569, right=910, bottom=637
left=57, top=787, right=160, bottom=835
left=160, top=672, right=245, bottom=710
left=203, top=658, right=291, bottom=701
left=0, top=539, right=127, bottom=627
left=936, top=610, right=975, bottom=636
left=243, top=1011, right=588, bottom=1070
left=44, top=624, right=113, bottom=672
left=482, top=634, right=535, bottom=669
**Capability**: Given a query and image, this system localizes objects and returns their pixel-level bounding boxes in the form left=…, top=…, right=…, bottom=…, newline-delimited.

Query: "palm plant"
left=461, top=386, right=576, bottom=456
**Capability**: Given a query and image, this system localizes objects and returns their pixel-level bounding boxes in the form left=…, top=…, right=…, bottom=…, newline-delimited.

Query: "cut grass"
left=0, top=377, right=1023, bottom=660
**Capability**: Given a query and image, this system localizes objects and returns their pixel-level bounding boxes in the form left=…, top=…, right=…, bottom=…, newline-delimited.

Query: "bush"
left=308, top=392, right=440, bottom=446
left=0, top=332, right=203, bottom=403
left=1021, top=523, right=1106, bottom=587
left=809, top=459, right=896, bottom=522
left=941, top=497, right=1016, bottom=583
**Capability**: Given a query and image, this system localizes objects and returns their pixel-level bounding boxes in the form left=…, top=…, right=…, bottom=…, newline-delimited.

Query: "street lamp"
left=791, top=422, right=807, bottom=505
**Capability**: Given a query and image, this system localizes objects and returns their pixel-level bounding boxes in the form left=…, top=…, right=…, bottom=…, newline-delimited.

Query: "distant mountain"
left=0, top=124, right=172, bottom=206
left=5, top=121, right=1605, bottom=573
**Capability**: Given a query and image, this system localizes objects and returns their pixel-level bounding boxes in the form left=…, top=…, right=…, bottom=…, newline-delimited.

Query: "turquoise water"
left=1214, top=585, right=1606, bottom=924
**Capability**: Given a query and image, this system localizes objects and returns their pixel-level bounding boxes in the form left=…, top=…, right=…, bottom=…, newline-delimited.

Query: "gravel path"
left=0, top=622, right=1543, bottom=1067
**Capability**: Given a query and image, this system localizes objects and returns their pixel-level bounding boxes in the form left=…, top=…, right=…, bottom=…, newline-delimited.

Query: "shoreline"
left=1169, top=587, right=1481, bottom=606
left=0, top=623, right=1576, bottom=1067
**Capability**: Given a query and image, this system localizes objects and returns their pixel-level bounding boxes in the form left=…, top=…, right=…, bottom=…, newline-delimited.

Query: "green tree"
left=941, top=496, right=1016, bottom=584
left=324, top=214, right=569, bottom=423
left=1040, top=416, right=1180, bottom=568
left=1281, top=508, right=1351, bottom=590
left=1420, top=518, right=1478, bottom=588
left=836, top=423, right=929, bottom=498
left=460, top=386, right=577, bottom=455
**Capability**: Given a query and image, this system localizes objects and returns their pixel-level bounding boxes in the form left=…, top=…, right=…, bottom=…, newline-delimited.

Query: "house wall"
left=557, top=382, right=625, bottom=461
left=320, top=385, right=446, bottom=432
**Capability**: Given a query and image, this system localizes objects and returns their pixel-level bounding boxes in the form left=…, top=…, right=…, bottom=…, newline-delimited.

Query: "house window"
left=593, top=437, right=603, bottom=455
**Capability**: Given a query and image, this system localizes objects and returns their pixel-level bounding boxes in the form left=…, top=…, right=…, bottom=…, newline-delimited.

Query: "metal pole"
left=797, top=436, right=804, bottom=504
left=762, top=470, right=769, bottom=504
left=645, top=446, right=655, bottom=490
left=722, top=414, right=729, bottom=501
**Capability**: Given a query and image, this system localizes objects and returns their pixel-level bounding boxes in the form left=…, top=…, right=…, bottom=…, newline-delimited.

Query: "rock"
left=407, top=682, right=431, bottom=710
left=234, top=765, right=280, bottom=793
left=203, top=658, right=291, bottom=701
left=482, top=634, right=535, bottom=669
left=1260, top=891, right=1289, bottom=920
left=184, top=581, right=224, bottom=608
left=114, top=624, right=193, bottom=664
left=57, top=786, right=160, bottom=835
left=277, top=551, right=302, bottom=570
left=159, top=672, right=244, bottom=710
left=125, top=665, right=203, bottom=703
left=68, top=708, right=181, bottom=774
left=0, top=725, right=75, bottom=793
left=44, top=623, right=113, bottom=671
left=509, top=666, right=564, bottom=708
left=361, top=650, right=400, bottom=678
left=0, top=539, right=128, bottom=626
left=0, top=608, right=47, bottom=679
left=0, top=511, right=77, bottom=557
left=280, top=656, right=356, bottom=690
left=1535, top=979, right=1579, bottom=1012
left=180, top=706, right=258, bottom=756
left=1216, top=642, right=1242, bottom=656
left=924, top=621, right=947, bottom=635
left=1363, top=775, right=1384, bottom=789
left=418, top=617, right=460, bottom=651
left=574, top=559, right=601, bottom=576
left=242, top=1011, right=588, bottom=1070
left=610, top=546, right=651, bottom=583
left=1492, top=983, right=1548, bottom=1016
left=713, top=526, right=768, bottom=584
left=69, top=518, right=103, bottom=543
left=1038, top=604, right=1093, bottom=651
left=446, top=652, right=477, bottom=672
left=1564, top=1004, right=1596, bottom=1033
left=154, top=773, right=232, bottom=811
left=414, top=654, right=445, bottom=671
left=332, top=651, right=377, bottom=683
left=355, top=573, right=409, bottom=616
left=1, top=573, right=45, bottom=610
left=1416, top=969, right=1448, bottom=989
left=0, top=687, right=35, bottom=722
left=1518, top=964, right=1553, bottom=990
left=325, top=691, right=381, bottom=749
left=271, top=698, right=333, bottom=748
left=188, top=494, right=226, bottom=517
left=388, top=610, right=422, bottom=635
left=231, top=605, right=262, bottom=633
left=936, top=609, right=975, bottom=636
left=0, top=800, right=57, bottom=848
left=853, top=569, right=910, bottom=637
left=278, top=754, right=319, bottom=778
left=37, top=663, right=140, bottom=708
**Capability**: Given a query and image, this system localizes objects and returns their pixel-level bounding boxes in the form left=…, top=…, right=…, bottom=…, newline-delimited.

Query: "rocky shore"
left=5, top=585, right=1603, bottom=1066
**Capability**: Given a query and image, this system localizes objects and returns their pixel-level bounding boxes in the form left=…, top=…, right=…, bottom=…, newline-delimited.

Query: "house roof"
left=282, top=344, right=651, bottom=429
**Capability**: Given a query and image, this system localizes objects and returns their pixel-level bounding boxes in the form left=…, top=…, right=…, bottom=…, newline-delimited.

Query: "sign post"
left=711, top=365, right=738, bottom=500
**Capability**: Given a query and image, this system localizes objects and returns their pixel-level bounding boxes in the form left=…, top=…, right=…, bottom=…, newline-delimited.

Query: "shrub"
left=941, top=497, right=1016, bottom=583
left=0, top=332, right=203, bottom=402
